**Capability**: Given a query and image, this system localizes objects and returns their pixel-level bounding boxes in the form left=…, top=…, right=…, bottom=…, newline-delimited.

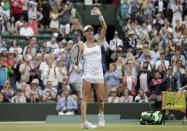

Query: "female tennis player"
left=79, top=7, right=107, bottom=129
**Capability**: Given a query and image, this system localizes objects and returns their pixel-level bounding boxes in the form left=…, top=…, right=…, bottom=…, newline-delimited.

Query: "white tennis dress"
left=82, top=43, right=104, bottom=84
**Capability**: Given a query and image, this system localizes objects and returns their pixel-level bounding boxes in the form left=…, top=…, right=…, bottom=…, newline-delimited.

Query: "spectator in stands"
left=105, top=63, right=120, bottom=93
left=0, top=0, right=11, bottom=23
left=70, top=18, right=83, bottom=43
left=55, top=58, right=67, bottom=84
left=119, top=88, right=133, bottom=103
left=0, top=58, right=13, bottom=91
left=11, top=88, right=26, bottom=103
left=0, top=16, right=5, bottom=33
left=10, top=0, right=23, bottom=21
left=18, top=81, right=30, bottom=102
left=149, top=71, right=164, bottom=102
left=39, top=1, right=50, bottom=30
left=0, top=92, right=5, bottom=103
left=49, top=6, right=59, bottom=34
left=68, top=62, right=83, bottom=101
left=56, top=89, right=78, bottom=115
left=23, top=37, right=37, bottom=58
left=6, top=16, right=17, bottom=35
left=28, top=1, right=43, bottom=34
left=1, top=80, right=14, bottom=102
left=108, top=87, right=120, bottom=103
left=129, top=1, right=140, bottom=22
left=152, top=13, right=164, bottom=32
left=109, top=31, right=123, bottom=62
left=120, top=0, right=129, bottom=22
left=15, top=15, right=24, bottom=32
left=171, top=45, right=186, bottom=66
left=172, top=0, right=183, bottom=29
left=29, top=79, right=43, bottom=102
left=30, top=53, right=43, bottom=78
left=127, top=31, right=138, bottom=50
left=46, top=37, right=59, bottom=53
left=19, top=21, right=34, bottom=37
left=42, top=56, right=58, bottom=87
left=22, top=0, right=29, bottom=21
left=19, top=55, right=31, bottom=83
left=134, top=88, right=148, bottom=103
left=0, top=40, right=7, bottom=53
left=59, top=0, right=72, bottom=36
left=137, top=62, right=152, bottom=95
left=3, top=51, right=16, bottom=68
left=123, top=50, right=139, bottom=77
left=174, top=60, right=185, bottom=90
left=122, top=64, right=137, bottom=96
left=155, top=51, right=170, bottom=71
left=39, top=41, right=49, bottom=54
left=23, top=46, right=33, bottom=62
left=42, top=80, right=57, bottom=102
left=163, top=66, right=177, bottom=91
left=9, top=40, right=22, bottom=55
left=64, top=40, right=73, bottom=69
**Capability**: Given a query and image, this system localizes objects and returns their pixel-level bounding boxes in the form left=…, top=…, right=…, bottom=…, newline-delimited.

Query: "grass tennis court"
left=0, top=123, right=186, bottom=131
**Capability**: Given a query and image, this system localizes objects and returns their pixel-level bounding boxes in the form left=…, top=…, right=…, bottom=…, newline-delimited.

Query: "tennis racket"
left=70, top=44, right=80, bottom=65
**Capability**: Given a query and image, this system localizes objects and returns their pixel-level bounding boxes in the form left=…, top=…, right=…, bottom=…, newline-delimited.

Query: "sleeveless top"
left=82, top=43, right=104, bottom=83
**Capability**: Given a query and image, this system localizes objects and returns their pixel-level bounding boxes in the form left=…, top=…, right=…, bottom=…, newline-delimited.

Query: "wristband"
left=99, top=15, right=104, bottom=21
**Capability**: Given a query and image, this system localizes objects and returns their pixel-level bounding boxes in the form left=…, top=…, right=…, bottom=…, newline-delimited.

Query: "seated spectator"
left=19, top=21, right=34, bottom=37
left=18, top=81, right=30, bottom=101
left=15, top=15, right=24, bottom=32
left=46, top=37, right=59, bottom=53
left=105, top=63, right=120, bottom=92
left=29, top=79, right=43, bottom=102
left=42, top=80, right=57, bottom=102
left=155, top=51, right=170, bottom=71
left=0, top=40, right=7, bottom=53
left=3, top=51, right=16, bottom=68
left=0, top=16, right=5, bottom=33
left=163, top=66, right=177, bottom=91
left=6, top=16, right=17, bottom=35
left=119, top=88, right=133, bottom=103
left=56, top=89, right=78, bottom=115
left=11, top=88, right=26, bottom=103
left=107, top=88, right=120, bottom=103
left=1, top=80, right=14, bottom=102
left=9, top=40, right=22, bottom=55
left=68, top=63, right=83, bottom=101
left=134, top=88, right=148, bottom=103
left=0, top=58, right=14, bottom=91
left=0, top=92, right=5, bottom=103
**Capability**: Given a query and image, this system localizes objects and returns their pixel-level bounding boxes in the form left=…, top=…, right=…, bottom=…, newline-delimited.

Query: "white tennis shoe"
left=98, top=113, right=105, bottom=127
left=81, top=121, right=97, bottom=129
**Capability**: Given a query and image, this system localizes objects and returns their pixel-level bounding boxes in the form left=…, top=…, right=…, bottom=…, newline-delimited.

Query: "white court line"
left=0, top=121, right=45, bottom=124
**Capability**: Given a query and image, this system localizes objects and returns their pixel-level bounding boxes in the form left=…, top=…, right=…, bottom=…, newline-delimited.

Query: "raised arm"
left=94, top=7, right=107, bottom=46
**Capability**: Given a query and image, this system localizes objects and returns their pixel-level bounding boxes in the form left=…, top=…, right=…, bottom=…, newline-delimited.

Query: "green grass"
left=0, top=123, right=186, bottom=131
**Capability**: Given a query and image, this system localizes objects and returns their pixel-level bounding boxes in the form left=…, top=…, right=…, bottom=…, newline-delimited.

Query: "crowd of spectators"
left=0, top=0, right=187, bottom=113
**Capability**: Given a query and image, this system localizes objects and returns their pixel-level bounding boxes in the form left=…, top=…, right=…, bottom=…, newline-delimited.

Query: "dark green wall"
left=75, top=4, right=118, bottom=26
left=0, top=103, right=184, bottom=121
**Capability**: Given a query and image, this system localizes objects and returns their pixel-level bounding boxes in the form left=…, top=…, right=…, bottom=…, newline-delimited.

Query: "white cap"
left=83, top=25, right=93, bottom=32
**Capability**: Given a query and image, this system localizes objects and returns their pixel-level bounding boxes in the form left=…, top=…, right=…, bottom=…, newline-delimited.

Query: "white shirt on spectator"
left=155, top=60, right=170, bottom=70
left=109, top=38, right=123, bottom=51
left=11, top=95, right=26, bottom=103
left=20, top=26, right=34, bottom=37
left=140, top=73, right=148, bottom=93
